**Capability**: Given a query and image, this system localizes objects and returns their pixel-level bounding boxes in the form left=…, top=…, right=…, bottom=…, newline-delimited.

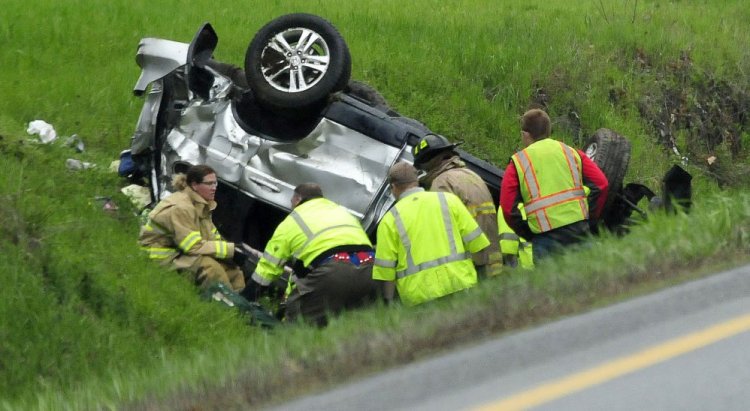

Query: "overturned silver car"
left=127, top=14, right=507, bottom=250
left=126, top=13, right=687, bottom=251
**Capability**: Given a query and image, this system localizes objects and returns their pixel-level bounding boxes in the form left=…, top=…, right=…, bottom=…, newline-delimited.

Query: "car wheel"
left=583, top=128, right=631, bottom=233
left=583, top=128, right=631, bottom=195
left=394, top=116, right=432, bottom=136
left=345, top=80, right=390, bottom=109
left=245, top=13, right=351, bottom=110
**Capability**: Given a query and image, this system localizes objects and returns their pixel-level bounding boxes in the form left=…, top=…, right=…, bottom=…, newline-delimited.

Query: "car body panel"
left=129, top=24, right=504, bottom=245
left=134, top=38, right=189, bottom=95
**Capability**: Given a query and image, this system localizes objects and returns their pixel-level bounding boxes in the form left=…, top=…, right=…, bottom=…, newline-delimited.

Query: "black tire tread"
left=583, top=128, right=631, bottom=225
left=345, top=80, right=390, bottom=108
left=585, top=128, right=631, bottom=193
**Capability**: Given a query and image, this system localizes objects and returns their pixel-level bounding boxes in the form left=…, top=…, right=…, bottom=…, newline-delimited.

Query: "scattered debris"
left=26, top=120, right=57, bottom=144
left=109, top=159, right=121, bottom=173
left=65, top=158, right=95, bottom=171
left=120, top=184, right=152, bottom=209
left=94, top=196, right=119, bottom=214
left=63, top=134, right=85, bottom=153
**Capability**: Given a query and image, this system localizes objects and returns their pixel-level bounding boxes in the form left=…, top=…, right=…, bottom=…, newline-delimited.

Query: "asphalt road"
left=269, top=264, right=750, bottom=411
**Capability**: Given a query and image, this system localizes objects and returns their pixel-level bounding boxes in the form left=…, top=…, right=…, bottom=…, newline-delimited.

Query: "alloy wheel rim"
left=260, top=27, right=330, bottom=93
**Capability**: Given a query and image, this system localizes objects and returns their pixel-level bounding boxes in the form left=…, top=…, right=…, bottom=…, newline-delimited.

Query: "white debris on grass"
left=65, top=158, right=95, bottom=171
left=63, top=134, right=85, bottom=152
left=121, top=184, right=152, bottom=209
left=109, top=160, right=121, bottom=173
left=26, top=120, right=58, bottom=143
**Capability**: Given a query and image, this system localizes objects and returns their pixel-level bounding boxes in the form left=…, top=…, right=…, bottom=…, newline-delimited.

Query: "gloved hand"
left=232, top=249, right=249, bottom=267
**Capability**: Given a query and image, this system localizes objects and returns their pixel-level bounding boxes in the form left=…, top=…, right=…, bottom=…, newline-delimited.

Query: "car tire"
left=583, top=128, right=631, bottom=233
left=394, top=116, right=432, bottom=136
left=245, top=13, right=351, bottom=110
left=583, top=128, right=631, bottom=195
left=233, top=90, right=324, bottom=141
left=345, top=80, right=390, bottom=109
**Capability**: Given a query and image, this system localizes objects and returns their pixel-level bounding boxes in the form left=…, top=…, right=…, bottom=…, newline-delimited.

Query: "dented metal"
left=130, top=39, right=409, bottom=231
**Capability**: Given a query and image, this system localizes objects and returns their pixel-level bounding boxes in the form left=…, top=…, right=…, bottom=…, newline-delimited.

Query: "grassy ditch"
left=2, top=135, right=748, bottom=409
left=1, top=0, right=750, bottom=409
left=132, top=192, right=750, bottom=410
left=0, top=139, right=255, bottom=408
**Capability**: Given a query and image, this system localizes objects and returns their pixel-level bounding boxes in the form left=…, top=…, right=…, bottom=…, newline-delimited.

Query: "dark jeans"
left=285, top=260, right=381, bottom=327
left=531, top=220, right=591, bottom=261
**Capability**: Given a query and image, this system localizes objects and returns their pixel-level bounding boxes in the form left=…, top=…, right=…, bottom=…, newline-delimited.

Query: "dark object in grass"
left=662, top=164, right=692, bottom=213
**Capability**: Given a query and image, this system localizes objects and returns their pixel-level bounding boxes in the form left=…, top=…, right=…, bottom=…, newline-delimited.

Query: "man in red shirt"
left=500, top=109, right=609, bottom=260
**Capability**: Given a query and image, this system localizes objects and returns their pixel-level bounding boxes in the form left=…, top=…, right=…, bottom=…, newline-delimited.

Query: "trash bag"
left=202, top=282, right=279, bottom=328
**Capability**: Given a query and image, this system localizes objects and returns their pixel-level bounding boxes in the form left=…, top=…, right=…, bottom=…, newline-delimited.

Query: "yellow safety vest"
left=511, top=138, right=588, bottom=234
left=373, top=188, right=490, bottom=306
left=498, top=204, right=534, bottom=270
left=252, top=198, right=372, bottom=285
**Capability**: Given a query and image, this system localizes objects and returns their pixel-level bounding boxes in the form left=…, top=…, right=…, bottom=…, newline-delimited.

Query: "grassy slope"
left=0, top=0, right=749, bottom=409
left=0, top=140, right=256, bottom=405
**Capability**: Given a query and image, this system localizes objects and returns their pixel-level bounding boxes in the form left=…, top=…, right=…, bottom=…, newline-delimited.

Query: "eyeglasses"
left=199, top=181, right=218, bottom=187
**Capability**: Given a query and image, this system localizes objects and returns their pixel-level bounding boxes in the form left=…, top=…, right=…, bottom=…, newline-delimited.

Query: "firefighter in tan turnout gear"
left=412, top=134, right=503, bottom=278
left=139, top=165, right=246, bottom=291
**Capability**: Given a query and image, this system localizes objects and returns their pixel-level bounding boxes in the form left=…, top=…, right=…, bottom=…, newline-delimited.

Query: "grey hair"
left=388, top=161, right=419, bottom=186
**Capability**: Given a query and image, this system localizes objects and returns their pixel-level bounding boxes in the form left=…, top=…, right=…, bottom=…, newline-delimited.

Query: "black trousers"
left=285, top=260, right=381, bottom=327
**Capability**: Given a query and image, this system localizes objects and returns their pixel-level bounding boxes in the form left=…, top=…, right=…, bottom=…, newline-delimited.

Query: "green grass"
left=0, top=140, right=255, bottom=407
left=1, top=0, right=750, bottom=409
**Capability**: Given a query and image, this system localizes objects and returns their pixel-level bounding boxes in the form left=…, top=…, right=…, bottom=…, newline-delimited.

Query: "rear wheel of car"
left=583, top=128, right=631, bottom=231
left=583, top=128, right=631, bottom=195
left=393, top=116, right=431, bottom=135
left=245, top=13, right=351, bottom=110
left=345, top=80, right=390, bottom=110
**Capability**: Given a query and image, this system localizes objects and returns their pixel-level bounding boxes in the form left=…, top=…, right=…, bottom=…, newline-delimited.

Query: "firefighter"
left=373, top=162, right=490, bottom=306
left=139, top=165, right=246, bottom=291
left=246, top=183, right=380, bottom=326
left=500, top=109, right=609, bottom=260
left=412, top=134, right=503, bottom=278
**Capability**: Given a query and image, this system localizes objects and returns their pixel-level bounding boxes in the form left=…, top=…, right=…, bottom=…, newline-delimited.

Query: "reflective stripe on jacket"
left=427, top=158, right=502, bottom=268
left=252, top=197, right=372, bottom=285
left=511, top=138, right=588, bottom=234
left=373, top=188, right=490, bottom=306
left=138, top=188, right=234, bottom=268
left=498, top=204, right=534, bottom=269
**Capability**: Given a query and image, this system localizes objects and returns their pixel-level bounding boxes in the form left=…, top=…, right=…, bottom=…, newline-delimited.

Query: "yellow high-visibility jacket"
left=426, top=157, right=502, bottom=269
left=511, top=138, right=588, bottom=234
left=252, top=197, right=372, bottom=285
left=498, top=204, right=534, bottom=269
left=373, top=188, right=489, bottom=306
